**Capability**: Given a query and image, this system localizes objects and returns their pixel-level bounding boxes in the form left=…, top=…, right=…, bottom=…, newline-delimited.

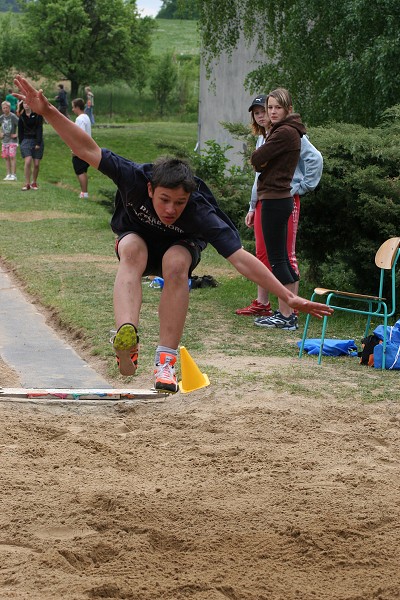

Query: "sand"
left=0, top=353, right=399, bottom=600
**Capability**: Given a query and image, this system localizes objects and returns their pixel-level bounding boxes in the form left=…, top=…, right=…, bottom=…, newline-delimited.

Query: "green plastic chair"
left=298, top=237, right=400, bottom=369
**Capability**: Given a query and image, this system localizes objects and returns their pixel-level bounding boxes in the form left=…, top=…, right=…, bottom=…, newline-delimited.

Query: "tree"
left=149, top=51, right=178, bottom=116
left=198, top=0, right=400, bottom=126
left=17, top=0, right=155, bottom=99
left=0, top=13, right=21, bottom=92
left=157, top=0, right=199, bottom=19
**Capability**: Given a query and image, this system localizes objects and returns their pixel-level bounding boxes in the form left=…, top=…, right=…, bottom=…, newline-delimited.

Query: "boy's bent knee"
left=162, top=247, right=191, bottom=279
left=117, top=233, right=146, bottom=258
left=116, top=234, right=148, bottom=271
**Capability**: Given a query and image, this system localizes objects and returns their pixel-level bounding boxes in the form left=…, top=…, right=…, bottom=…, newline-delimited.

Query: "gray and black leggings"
left=261, top=198, right=300, bottom=285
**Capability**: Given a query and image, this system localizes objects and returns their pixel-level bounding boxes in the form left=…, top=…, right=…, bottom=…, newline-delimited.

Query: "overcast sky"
left=136, top=0, right=163, bottom=17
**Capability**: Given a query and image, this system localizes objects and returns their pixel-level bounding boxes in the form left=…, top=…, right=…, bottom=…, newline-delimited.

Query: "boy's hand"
left=288, top=295, right=334, bottom=319
left=13, top=76, right=50, bottom=115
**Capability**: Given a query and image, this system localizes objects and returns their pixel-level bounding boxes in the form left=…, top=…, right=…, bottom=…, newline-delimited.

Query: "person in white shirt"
left=71, top=98, right=92, bottom=198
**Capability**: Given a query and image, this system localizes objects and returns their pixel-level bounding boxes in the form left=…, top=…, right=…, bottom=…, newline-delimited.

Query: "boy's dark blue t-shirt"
left=99, top=149, right=242, bottom=259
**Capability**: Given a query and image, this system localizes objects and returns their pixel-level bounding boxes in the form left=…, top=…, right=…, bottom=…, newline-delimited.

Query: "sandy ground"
left=1, top=352, right=400, bottom=600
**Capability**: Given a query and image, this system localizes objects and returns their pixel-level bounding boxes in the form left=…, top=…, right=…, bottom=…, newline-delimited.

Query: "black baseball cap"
left=248, top=94, right=267, bottom=111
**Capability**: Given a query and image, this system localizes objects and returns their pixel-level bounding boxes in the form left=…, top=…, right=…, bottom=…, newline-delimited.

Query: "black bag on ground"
left=358, top=334, right=381, bottom=366
left=190, top=275, right=218, bottom=289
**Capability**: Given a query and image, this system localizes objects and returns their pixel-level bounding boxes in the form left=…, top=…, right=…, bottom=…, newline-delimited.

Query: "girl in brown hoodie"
left=250, top=88, right=306, bottom=331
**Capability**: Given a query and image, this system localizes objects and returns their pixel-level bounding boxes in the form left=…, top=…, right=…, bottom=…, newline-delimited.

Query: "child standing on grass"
left=18, top=101, right=44, bottom=191
left=84, top=86, right=95, bottom=125
left=236, top=93, right=323, bottom=326
left=13, top=76, right=333, bottom=393
left=71, top=97, right=92, bottom=199
left=249, top=88, right=315, bottom=331
left=0, top=101, right=19, bottom=181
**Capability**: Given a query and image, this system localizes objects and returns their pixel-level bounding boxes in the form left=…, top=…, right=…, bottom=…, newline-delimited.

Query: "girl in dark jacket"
left=250, top=88, right=305, bottom=331
left=18, top=101, right=44, bottom=191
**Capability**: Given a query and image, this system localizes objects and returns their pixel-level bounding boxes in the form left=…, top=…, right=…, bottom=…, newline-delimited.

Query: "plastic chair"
left=298, top=237, right=400, bottom=369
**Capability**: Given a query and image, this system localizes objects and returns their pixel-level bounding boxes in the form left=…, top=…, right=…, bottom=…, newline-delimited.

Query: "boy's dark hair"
left=72, top=98, right=85, bottom=111
left=150, top=157, right=196, bottom=192
left=58, top=84, right=64, bottom=89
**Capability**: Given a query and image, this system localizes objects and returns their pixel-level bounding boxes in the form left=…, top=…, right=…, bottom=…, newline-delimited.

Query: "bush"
left=299, top=120, right=400, bottom=294
left=170, top=113, right=400, bottom=296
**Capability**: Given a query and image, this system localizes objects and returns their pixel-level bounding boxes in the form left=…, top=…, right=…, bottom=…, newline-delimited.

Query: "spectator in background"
left=71, top=97, right=92, bottom=198
left=84, top=86, right=95, bottom=125
left=18, top=100, right=44, bottom=191
left=5, top=89, right=18, bottom=114
left=54, top=84, right=69, bottom=117
left=236, top=93, right=323, bottom=321
left=0, top=100, right=19, bottom=181
left=249, top=88, right=313, bottom=331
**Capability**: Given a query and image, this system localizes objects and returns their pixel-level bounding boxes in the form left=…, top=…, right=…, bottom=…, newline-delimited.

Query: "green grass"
left=0, top=123, right=398, bottom=401
left=152, top=19, right=199, bottom=56
left=0, top=14, right=200, bottom=58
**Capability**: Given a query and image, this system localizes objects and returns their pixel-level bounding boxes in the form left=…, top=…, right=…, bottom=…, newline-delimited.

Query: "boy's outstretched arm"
left=14, top=75, right=102, bottom=168
left=228, top=248, right=333, bottom=319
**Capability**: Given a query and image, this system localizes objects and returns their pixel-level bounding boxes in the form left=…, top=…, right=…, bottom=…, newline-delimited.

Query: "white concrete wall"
left=198, top=38, right=265, bottom=167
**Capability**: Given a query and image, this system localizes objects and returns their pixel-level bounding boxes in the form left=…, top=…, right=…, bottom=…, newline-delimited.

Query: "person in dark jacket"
left=54, top=83, right=69, bottom=117
left=250, top=88, right=306, bottom=331
left=18, top=101, right=44, bottom=191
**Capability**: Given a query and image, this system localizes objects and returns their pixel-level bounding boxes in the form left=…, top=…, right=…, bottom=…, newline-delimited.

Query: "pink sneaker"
left=31, top=182, right=39, bottom=190
left=235, top=299, right=273, bottom=316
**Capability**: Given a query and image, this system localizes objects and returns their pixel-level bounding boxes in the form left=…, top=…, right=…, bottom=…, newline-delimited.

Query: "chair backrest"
left=374, top=237, right=400, bottom=315
left=375, top=237, right=400, bottom=269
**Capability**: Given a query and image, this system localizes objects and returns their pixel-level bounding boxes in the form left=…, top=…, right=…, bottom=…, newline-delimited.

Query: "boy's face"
left=147, top=182, right=190, bottom=225
left=2, top=104, right=10, bottom=115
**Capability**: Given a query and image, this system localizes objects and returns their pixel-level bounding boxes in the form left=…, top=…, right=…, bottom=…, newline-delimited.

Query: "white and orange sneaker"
left=154, top=352, right=178, bottom=393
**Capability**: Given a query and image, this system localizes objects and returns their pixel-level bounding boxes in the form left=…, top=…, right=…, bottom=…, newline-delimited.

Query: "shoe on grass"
left=111, top=323, right=139, bottom=376
left=154, top=352, right=178, bottom=394
left=21, top=184, right=30, bottom=191
left=254, top=311, right=298, bottom=330
left=235, top=299, right=273, bottom=316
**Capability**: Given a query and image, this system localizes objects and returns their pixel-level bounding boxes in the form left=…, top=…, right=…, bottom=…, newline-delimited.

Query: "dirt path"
left=0, top=353, right=399, bottom=599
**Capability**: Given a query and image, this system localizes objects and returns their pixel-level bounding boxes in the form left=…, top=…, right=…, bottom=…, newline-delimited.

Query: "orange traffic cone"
left=178, top=346, right=210, bottom=393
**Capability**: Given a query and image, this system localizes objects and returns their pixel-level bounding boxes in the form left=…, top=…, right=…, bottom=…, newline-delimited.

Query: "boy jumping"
left=14, top=76, right=333, bottom=393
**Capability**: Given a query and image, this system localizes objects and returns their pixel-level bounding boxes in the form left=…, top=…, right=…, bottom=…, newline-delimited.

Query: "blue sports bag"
left=297, top=338, right=358, bottom=357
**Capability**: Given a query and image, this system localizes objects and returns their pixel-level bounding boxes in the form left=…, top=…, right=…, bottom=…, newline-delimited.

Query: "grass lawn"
left=152, top=19, right=200, bottom=56
left=0, top=122, right=398, bottom=399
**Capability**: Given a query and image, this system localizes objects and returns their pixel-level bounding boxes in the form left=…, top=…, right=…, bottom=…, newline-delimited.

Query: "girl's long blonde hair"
left=267, top=88, right=293, bottom=115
